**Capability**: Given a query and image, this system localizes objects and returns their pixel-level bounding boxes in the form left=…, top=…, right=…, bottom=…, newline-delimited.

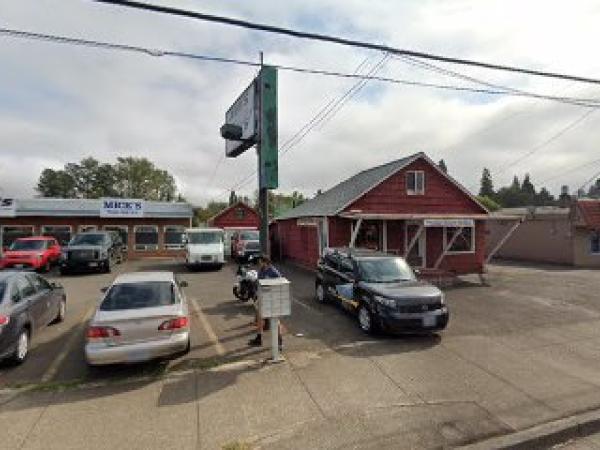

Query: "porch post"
left=382, top=220, right=388, bottom=253
left=405, top=222, right=424, bottom=257
left=349, top=217, right=363, bottom=248
left=433, top=226, right=463, bottom=269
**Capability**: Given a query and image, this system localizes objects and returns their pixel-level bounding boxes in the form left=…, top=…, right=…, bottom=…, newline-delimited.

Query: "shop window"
left=444, top=227, right=475, bottom=253
left=164, top=226, right=185, bottom=250
left=591, top=232, right=600, bottom=255
left=104, top=226, right=129, bottom=249
left=79, top=225, right=97, bottom=233
left=355, top=222, right=381, bottom=250
left=134, top=225, right=159, bottom=251
left=406, top=171, right=425, bottom=195
left=42, top=225, right=72, bottom=246
left=1, top=226, right=34, bottom=249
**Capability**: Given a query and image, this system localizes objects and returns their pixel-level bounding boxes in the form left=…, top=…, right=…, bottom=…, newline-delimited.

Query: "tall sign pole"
left=257, top=52, right=268, bottom=256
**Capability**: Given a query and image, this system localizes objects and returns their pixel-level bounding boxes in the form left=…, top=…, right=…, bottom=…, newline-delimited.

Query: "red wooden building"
left=207, top=202, right=260, bottom=229
left=271, top=152, right=489, bottom=276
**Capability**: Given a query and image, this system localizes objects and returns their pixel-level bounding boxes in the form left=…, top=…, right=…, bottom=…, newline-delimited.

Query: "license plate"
left=88, top=262, right=98, bottom=267
left=127, top=348, right=151, bottom=361
left=423, top=315, right=436, bottom=327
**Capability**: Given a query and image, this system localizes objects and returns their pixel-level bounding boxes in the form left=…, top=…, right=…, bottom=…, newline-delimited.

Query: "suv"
left=315, top=248, right=449, bottom=334
left=59, top=231, right=125, bottom=274
left=231, top=230, right=261, bottom=261
left=0, top=236, right=61, bottom=272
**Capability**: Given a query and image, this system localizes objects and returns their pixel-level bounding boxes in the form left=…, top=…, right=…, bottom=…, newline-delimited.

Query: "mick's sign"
left=100, top=198, right=144, bottom=218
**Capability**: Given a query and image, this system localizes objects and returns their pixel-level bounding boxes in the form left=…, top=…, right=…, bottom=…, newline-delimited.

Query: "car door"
left=27, top=274, right=55, bottom=326
left=320, top=253, right=340, bottom=301
left=15, top=275, right=44, bottom=331
left=336, top=256, right=358, bottom=312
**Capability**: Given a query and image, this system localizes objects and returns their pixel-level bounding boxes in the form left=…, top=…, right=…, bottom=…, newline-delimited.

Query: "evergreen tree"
left=228, top=190, right=237, bottom=206
left=438, top=159, right=448, bottom=174
left=479, top=168, right=495, bottom=198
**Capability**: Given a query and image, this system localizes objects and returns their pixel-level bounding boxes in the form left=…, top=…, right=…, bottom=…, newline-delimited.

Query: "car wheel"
left=358, top=305, right=375, bottom=334
left=54, top=298, right=66, bottom=323
left=11, top=329, right=29, bottom=364
left=315, top=282, right=327, bottom=303
left=59, top=267, right=70, bottom=276
left=104, top=259, right=111, bottom=273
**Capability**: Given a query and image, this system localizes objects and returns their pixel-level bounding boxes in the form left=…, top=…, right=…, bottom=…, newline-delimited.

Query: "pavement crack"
left=287, top=360, right=328, bottom=419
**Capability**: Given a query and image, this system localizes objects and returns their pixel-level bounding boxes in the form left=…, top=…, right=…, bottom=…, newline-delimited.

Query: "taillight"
left=0, top=315, right=9, bottom=326
left=87, top=326, right=120, bottom=339
left=158, top=317, right=189, bottom=331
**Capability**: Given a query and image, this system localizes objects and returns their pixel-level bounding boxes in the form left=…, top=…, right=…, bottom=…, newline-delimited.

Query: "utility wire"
left=538, top=157, right=600, bottom=184
left=93, top=0, right=600, bottom=86
left=578, top=168, right=600, bottom=192
left=2, top=27, right=600, bottom=107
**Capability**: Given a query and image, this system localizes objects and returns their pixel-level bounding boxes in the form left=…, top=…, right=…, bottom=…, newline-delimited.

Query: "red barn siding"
left=424, top=221, right=485, bottom=275
left=328, top=217, right=351, bottom=248
left=276, top=219, right=320, bottom=269
left=208, top=203, right=259, bottom=229
left=345, top=159, right=485, bottom=215
left=386, top=221, right=404, bottom=254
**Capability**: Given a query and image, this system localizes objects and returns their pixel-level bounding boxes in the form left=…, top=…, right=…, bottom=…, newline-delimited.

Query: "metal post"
left=257, top=51, right=269, bottom=257
left=270, top=317, right=280, bottom=362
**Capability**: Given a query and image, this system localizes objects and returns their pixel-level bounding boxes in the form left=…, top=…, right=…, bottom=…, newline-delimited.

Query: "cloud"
left=1, top=0, right=599, bottom=206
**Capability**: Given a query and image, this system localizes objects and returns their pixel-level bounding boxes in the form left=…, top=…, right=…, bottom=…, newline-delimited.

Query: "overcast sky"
left=2, top=0, right=600, bottom=205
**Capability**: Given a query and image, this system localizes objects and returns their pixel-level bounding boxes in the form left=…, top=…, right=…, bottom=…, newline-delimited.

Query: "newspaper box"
left=258, top=278, right=291, bottom=318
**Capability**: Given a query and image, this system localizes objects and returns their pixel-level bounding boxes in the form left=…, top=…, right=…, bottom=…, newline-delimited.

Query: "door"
left=15, top=275, right=44, bottom=330
left=27, top=274, right=56, bottom=326
left=335, top=255, right=358, bottom=312
left=405, top=223, right=426, bottom=269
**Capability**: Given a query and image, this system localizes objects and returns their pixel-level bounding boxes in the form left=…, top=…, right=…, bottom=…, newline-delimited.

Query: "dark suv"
left=59, top=231, right=126, bottom=275
left=315, top=248, right=449, bottom=334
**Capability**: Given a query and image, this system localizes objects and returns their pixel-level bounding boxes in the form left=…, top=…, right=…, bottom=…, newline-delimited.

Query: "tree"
left=36, top=169, right=77, bottom=198
left=438, top=159, right=448, bottom=174
left=193, top=201, right=228, bottom=225
left=228, top=190, right=237, bottom=206
left=113, top=157, right=176, bottom=201
left=478, top=168, right=495, bottom=198
left=535, top=187, right=555, bottom=206
left=476, top=195, right=501, bottom=212
left=521, top=173, right=536, bottom=205
left=588, top=179, right=600, bottom=198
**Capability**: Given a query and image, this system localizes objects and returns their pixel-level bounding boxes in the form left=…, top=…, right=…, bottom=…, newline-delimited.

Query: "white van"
left=184, top=228, right=225, bottom=270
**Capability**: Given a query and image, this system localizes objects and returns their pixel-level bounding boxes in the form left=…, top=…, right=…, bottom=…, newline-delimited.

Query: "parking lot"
left=2, top=258, right=600, bottom=448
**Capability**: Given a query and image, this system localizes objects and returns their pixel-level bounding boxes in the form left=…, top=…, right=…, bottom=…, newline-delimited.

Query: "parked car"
left=85, top=271, right=190, bottom=366
left=184, top=228, right=225, bottom=270
left=315, top=248, right=449, bottom=334
left=59, top=231, right=125, bottom=275
left=0, top=271, right=66, bottom=364
left=0, top=236, right=61, bottom=272
left=231, top=229, right=261, bottom=261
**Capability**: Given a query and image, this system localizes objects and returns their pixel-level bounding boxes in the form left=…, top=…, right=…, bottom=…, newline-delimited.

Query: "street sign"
left=225, top=80, right=257, bottom=157
left=259, top=66, right=278, bottom=189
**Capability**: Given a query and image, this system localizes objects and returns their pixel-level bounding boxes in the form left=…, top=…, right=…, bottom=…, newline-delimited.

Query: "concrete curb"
left=460, top=408, right=600, bottom=449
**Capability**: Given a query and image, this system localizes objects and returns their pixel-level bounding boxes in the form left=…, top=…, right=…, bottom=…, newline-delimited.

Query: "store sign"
left=100, top=198, right=144, bottom=218
left=424, top=218, right=474, bottom=228
left=225, top=80, right=257, bottom=157
left=0, top=198, right=17, bottom=217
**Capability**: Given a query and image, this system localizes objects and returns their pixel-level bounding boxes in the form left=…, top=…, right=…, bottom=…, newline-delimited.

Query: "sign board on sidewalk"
left=0, top=198, right=17, bottom=217
left=424, top=218, right=474, bottom=228
left=225, top=80, right=257, bottom=157
left=100, top=198, right=144, bottom=218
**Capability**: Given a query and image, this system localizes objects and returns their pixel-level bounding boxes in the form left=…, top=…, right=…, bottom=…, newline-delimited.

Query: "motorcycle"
left=233, top=257, right=258, bottom=302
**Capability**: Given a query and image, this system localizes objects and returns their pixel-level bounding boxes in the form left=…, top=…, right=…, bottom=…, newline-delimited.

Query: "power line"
left=578, top=168, right=600, bottom=192
left=93, top=0, right=600, bottom=86
left=3, top=27, right=600, bottom=107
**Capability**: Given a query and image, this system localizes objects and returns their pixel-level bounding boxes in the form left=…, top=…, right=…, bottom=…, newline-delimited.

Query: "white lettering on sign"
left=0, top=198, right=17, bottom=217
left=225, top=80, right=257, bottom=157
left=424, top=218, right=474, bottom=228
left=100, top=198, right=144, bottom=218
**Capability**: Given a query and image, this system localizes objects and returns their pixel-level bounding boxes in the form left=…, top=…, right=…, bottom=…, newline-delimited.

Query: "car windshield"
left=188, top=232, right=222, bottom=244
left=9, top=240, right=46, bottom=251
left=100, top=281, right=176, bottom=311
left=357, top=257, right=416, bottom=283
left=70, top=234, right=105, bottom=246
left=240, top=231, right=259, bottom=240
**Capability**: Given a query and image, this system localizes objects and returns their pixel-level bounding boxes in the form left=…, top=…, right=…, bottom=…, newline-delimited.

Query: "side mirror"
left=179, top=280, right=188, bottom=288
left=100, top=286, right=109, bottom=293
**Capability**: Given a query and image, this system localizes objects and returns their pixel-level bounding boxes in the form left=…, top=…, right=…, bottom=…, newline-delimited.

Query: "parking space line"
left=40, top=304, right=96, bottom=383
left=189, top=297, right=226, bottom=356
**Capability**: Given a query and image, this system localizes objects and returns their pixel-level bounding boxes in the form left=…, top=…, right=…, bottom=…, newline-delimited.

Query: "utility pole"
left=258, top=51, right=269, bottom=257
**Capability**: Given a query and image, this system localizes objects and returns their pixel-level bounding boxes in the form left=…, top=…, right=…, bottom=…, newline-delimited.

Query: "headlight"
left=374, top=295, right=396, bottom=308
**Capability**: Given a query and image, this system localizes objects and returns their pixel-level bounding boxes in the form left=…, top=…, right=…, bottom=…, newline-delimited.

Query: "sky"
left=2, top=0, right=600, bottom=206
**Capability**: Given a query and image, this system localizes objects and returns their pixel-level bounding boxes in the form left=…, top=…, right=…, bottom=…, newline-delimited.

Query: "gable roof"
left=207, top=201, right=258, bottom=224
left=275, top=152, right=487, bottom=220
left=577, top=199, right=600, bottom=229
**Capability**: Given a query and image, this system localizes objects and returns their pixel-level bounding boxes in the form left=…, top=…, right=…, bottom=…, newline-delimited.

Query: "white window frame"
left=103, top=225, right=129, bottom=249
left=41, top=225, right=72, bottom=245
left=164, top=225, right=186, bottom=250
left=444, top=226, right=475, bottom=254
left=406, top=171, right=425, bottom=195
left=1, top=225, right=35, bottom=248
left=133, top=225, right=159, bottom=251
left=78, top=225, right=98, bottom=233
left=591, top=231, right=600, bottom=255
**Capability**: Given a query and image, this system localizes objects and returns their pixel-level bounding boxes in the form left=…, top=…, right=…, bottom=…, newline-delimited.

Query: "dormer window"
left=406, top=171, right=425, bottom=195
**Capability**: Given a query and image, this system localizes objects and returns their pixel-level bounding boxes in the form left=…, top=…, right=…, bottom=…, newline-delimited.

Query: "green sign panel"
left=259, top=66, right=278, bottom=189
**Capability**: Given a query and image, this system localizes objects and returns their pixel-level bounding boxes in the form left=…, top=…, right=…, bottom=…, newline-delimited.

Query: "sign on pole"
left=259, top=66, right=278, bottom=189
left=225, top=80, right=257, bottom=158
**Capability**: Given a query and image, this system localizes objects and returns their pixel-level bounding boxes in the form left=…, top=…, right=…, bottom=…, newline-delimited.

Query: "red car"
left=0, top=236, right=61, bottom=272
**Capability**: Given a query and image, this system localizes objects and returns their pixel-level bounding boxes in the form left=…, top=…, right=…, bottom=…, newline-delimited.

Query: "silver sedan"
left=85, top=271, right=190, bottom=366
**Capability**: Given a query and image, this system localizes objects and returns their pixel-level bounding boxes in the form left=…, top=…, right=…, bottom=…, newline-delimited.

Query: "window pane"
left=406, top=172, right=416, bottom=191
left=100, top=282, right=175, bottom=310
left=42, top=226, right=71, bottom=246
left=165, top=226, right=185, bottom=249
left=2, top=226, right=34, bottom=248
left=104, top=227, right=128, bottom=248
left=591, top=232, right=600, bottom=254
left=417, top=172, right=425, bottom=192
left=135, top=227, right=158, bottom=250
left=447, top=227, right=473, bottom=252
